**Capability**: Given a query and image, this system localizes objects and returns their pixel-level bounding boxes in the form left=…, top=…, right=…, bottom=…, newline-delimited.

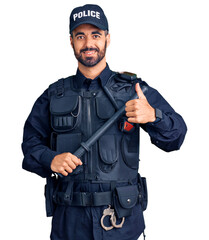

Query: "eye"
left=76, top=35, right=85, bottom=40
left=93, top=34, right=101, bottom=39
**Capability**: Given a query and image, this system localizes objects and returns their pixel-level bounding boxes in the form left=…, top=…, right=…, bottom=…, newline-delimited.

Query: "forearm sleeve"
left=21, top=90, right=59, bottom=178
left=141, top=84, right=187, bottom=152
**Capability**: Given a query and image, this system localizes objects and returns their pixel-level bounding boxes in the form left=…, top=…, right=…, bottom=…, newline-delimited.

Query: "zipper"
left=86, top=97, right=93, bottom=177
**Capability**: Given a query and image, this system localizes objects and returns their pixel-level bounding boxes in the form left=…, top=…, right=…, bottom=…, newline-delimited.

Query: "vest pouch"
left=121, top=131, right=139, bottom=169
left=45, top=175, right=58, bottom=217
left=55, top=132, right=83, bottom=175
left=50, top=95, right=81, bottom=132
left=95, top=97, right=115, bottom=120
left=98, top=135, right=118, bottom=173
left=55, top=132, right=82, bottom=153
left=138, top=175, right=148, bottom=211
left=114, top=185, right=139, bottom=219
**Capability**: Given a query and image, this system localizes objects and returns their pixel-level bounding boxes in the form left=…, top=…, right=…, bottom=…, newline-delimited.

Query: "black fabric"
left=69, top=4, right=109, bottom=33
left=55, top=190, right=112, bottom=207
left=114, top=185, right=139, bottom=218
left=22, top=63, right=187, bottom=240
left=73, top=64, right=112, bottom=89
left=95, top=97, right=115, bottom=119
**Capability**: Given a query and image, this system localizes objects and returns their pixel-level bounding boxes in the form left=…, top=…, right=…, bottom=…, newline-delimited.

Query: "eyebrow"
left=74, top=31, right=102, bottom=37
left=92, top=31, right=102, bottom=35
left=75, top=32, right=85, bottom=37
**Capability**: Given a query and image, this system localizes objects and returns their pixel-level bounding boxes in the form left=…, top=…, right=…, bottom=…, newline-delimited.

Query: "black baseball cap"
left=69, top=4, right=109, bottom=34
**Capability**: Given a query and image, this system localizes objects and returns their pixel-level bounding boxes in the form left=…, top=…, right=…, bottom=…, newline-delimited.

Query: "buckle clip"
left=81, top=192, right=93, bottom=206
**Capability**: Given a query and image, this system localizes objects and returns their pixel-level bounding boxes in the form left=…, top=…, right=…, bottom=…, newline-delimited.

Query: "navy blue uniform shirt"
left=22, top=64, right=187, bottom=240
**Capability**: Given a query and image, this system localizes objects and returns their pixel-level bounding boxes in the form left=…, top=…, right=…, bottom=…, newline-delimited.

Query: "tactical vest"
left=45, top=72, right=148, bottom=220
left=48, top=72, right=141, bottom=182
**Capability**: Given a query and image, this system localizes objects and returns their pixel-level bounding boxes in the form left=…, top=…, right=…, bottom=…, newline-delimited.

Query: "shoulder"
left=108, top=71, right=149, bottom=93
left=110, top=71, right=147, bottom=85
left=48, top=75, right=75, bottom=97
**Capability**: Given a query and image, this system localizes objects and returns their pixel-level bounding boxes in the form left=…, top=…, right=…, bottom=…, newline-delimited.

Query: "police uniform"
left=22, top=4, right=187, bottom=240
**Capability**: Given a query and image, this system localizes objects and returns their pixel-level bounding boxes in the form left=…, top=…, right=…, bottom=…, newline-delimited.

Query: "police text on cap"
left=73, top=10, right=101, bottom=21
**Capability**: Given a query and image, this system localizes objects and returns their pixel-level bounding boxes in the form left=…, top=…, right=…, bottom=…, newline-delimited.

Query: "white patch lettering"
left=73, top=13, right=78, bottom=21
left=83, top=10, right=87, bottom=17
left=96, top=12, right=100, bottom=19
left=73, top=10, right=101, bottom=21
left=91, top=11, right=96, bottom=17
left=78, top=12, right=82, bottom=18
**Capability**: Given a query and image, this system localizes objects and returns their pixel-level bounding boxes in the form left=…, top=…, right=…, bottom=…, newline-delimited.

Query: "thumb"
left=135, top=83, right=146, bottom=99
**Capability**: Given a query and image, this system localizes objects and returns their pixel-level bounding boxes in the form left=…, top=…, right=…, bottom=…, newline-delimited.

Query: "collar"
left=74, top=63, right=112, bottom=89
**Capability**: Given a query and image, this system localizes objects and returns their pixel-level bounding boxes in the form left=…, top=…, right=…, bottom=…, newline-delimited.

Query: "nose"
left=84, top=35, right=94, bottom=48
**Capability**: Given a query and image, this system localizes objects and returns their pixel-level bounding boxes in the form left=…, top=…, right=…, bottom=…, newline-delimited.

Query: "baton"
left=58, top=84, right=148, bottom=177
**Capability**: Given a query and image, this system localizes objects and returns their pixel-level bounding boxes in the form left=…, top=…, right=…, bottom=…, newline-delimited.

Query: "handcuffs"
left=100, top=205, right=125, bottom=231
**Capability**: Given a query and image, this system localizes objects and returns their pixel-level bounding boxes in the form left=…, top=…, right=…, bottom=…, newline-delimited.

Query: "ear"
left=106, top=33, right=111, bottom=48
left=70, top=35, right=73, bottom=48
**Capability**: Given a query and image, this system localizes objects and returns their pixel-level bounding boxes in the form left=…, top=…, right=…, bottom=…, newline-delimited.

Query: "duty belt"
left=54, top=191, right=126, bottom=231
left=54, top=190, right=112, bottom=206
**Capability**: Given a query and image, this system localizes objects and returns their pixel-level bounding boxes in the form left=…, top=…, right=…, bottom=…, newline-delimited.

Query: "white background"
left=0, top=0, right=209, bottom=239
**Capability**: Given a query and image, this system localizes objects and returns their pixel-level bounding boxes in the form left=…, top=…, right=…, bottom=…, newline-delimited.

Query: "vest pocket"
left=55, top=132, right=82, bottom=153
left=138, top=175, right=148, bottom=211
left=121, top=131, right=139, bottom=169
left=114, top=185, right=139, bottom=218
left=54, top=132, right=84, bottom=175
left=50, top=95, right=81, bottom=132
left=95, top=97, right=115, bottom=119
left=98, top=135, right=118, bottom=172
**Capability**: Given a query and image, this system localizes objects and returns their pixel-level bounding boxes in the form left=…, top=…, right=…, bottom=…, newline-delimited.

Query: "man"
left=22, top=4, right=187, bottom=240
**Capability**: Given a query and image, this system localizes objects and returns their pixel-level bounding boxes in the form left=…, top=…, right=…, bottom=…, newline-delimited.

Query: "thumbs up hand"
left=125, top=83, right=156, bottom=124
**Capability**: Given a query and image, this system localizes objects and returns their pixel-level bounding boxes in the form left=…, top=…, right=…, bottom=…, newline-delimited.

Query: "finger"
left=64, top=165, right=73, bottom=174
left=60, top=169, right=69, bottom=176
left=66, top=153, right=82, bottom=166
left=127, top=116, right=144, bottom=123
left=125, top=104, right=140, bottom=112
left=127, top=117, right=138, bottom=123
left=126, top=111, right=138, bottom=117
left=125, top=99, right=140, bottom=107
left=135, top=83, right=146, bottom=99
left=67, top=160, right=77, bottom=170
left=71, top=155, right=83, bottom=166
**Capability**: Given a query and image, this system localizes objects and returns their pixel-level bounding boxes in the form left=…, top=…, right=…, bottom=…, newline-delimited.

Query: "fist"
left=51, top=152, right=83, bottom=176
left=125, top=83, right=156, bottom=124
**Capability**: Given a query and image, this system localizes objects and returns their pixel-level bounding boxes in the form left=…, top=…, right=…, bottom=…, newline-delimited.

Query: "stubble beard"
left=73, top=41, right=107, bottom=67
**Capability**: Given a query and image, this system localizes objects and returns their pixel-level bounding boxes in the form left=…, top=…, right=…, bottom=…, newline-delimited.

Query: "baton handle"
left=73, top=147, right=86, bottom=159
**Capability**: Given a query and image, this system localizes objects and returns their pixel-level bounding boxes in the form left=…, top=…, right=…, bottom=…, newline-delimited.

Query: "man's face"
left=70, top=24, right=110, bottom=67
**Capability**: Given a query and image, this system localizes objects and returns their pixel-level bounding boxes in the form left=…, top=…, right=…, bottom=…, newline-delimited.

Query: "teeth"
left=84, top=51, right=95, bottom=55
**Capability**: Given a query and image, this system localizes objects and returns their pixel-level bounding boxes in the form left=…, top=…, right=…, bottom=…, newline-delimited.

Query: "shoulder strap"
left=48, top=76, right=74, bottom=98
left=56, top=78, right=65, bottom=97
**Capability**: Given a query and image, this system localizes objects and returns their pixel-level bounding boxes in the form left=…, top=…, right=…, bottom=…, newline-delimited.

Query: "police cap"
left=69, top=4, right=109, bottom=34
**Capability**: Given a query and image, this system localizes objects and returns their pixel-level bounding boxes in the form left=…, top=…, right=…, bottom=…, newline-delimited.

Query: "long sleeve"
left=141, top=83, right=187, bottom=152
left=22, top=89, right=59, bottom=178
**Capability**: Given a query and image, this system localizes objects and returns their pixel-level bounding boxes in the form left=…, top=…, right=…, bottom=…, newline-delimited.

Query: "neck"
left=78, top=57, right=107, bottom=79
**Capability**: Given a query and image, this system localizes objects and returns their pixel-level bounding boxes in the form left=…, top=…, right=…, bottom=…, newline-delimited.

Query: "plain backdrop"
left=0, top=0, right=209, bottom=239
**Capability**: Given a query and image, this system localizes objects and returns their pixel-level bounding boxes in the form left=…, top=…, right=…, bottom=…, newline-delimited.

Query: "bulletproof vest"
left=48, top=72, right=142, bottom=183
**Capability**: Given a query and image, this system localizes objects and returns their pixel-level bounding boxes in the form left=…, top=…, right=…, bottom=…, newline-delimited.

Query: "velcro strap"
left=55, top=191, right=112, bottom=207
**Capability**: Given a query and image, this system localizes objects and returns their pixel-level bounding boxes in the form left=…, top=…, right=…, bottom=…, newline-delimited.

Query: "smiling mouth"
left=83, top=50, right=97, bottom=56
